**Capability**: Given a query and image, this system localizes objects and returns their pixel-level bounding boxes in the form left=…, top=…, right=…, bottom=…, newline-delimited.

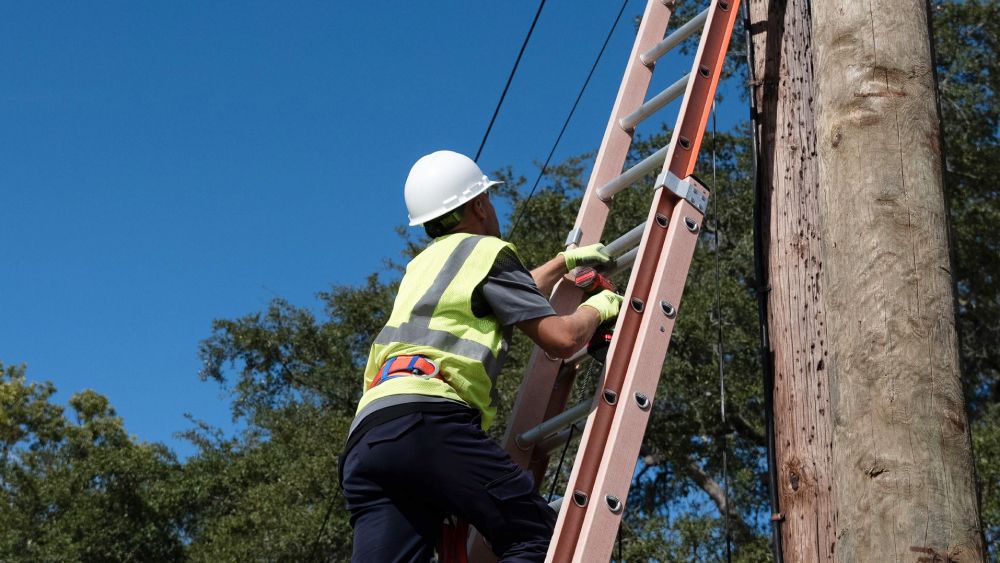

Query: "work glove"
left=579, top=290, right=624, bottom=323
left=560, top=243, right=612, bottom=270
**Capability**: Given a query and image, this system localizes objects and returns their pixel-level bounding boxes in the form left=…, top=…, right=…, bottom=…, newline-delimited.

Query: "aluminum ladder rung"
left=597, top=145, right=669, bottom=201
left=609, top=247, right=638, bottom=275
left=640, top=7, right=710, bottom=66
left=516, top=399, right=593, bottom=448
left=606, top=223, right=645, bottom=259
left=537, top=424, right=582, bottom=456
left=619, top=73, right=690, bottom=133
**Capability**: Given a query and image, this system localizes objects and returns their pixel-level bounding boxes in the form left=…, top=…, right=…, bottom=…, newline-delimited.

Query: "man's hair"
left=424, top=201, right=469, bottom=238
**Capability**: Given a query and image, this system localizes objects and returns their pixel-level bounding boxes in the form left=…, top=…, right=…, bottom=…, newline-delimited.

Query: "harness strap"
left=368, top=355, right=441, bottom=390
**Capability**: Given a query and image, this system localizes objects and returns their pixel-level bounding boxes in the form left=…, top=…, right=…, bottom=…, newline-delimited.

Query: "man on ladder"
left=339, top=150, right=622, bottom=562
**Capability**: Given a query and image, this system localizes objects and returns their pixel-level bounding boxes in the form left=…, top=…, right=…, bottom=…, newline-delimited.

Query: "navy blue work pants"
left=340, top=408, right=557, bottom=562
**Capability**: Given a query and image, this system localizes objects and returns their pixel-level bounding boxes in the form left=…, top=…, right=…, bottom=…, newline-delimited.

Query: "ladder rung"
left=640, top=7, right=710, bottom=66
left=597, top=145, right=670, bottom=201
left=605, top=222, right=646, bottom=259
left=618, top=73, right=690, bottom=132
left=549, top=496, right=564, bottom=512
left=564, top=346, right=589, bottom=366
left=609, top=247, right=638, bottom=276
left=516, top=399, right=593, bottom=448
left=537, top=424, right=582, bottom=455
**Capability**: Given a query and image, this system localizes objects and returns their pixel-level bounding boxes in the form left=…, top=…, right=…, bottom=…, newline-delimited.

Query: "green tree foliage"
left=188, top=282, right=397, bottom=561
left=0, top=363, right=185, bottom=562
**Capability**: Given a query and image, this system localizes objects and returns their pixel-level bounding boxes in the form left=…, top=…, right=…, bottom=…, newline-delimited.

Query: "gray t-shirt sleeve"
left=478, top=248, right=556, bottom=327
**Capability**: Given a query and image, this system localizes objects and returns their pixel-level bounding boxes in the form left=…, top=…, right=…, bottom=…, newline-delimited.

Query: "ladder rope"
left=506, top=0, right=630, bottom=241
left=474, top=0, right=547, bottom=163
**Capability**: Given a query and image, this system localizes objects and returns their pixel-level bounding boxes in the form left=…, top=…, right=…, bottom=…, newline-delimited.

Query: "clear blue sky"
left=2, top=1, right=744, bottom=458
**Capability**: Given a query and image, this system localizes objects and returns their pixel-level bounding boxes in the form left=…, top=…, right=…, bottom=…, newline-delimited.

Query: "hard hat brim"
left=408, top=179, right=504, bottom=226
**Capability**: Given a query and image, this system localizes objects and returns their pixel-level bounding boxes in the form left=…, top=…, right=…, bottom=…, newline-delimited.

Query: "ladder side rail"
left=574, top=198, right=703, bottom=561
left=546, top=1, right=742, bottom=560
left=545, top=190, right=684, bottom=562
left=497, top=0, right=674, bottom=474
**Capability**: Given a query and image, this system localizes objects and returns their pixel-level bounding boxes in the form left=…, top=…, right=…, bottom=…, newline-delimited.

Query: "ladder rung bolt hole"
left=684, top=217, right=700, bottom=233
left=605, top=495, right=624, bottom=514
left=573, top=491, right=589, bottom=507
left=634, top=392, right=651, bottom=411
left=698, top=64, right=711, bottom=78
left=655, top=213, right=669, bottom=228
left=603, top=389, right=618, bottom=405
left=630, top=297, right=645, bottom=312
left=719, top=0, right=731, bottom=11
left=660, top=300, right=677, bottom=318
left=679, top=136, right=692, bottom=150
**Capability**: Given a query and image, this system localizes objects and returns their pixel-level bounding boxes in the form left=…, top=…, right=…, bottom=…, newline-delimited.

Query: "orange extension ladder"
left=459, top=1, right=742, bottom=561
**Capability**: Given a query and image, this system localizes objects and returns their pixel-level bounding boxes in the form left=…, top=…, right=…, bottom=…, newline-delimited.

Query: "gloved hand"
left=560, top=243, right=612, bottom=270
left=579, top=290, right=624, bottom=323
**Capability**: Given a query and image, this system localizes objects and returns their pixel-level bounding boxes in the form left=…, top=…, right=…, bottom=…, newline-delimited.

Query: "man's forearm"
left=516, top=307, right=602, bottom=359
left=530, top=255, right=568, bottom=297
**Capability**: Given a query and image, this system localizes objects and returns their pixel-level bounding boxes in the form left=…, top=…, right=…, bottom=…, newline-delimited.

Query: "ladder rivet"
left=660, top=300, right=677, bottom=318
left=699, top=64, right=711, bottom=78
left=678, top=136, right=692, bottom=150
left=630, top=297, right=645, bottom=312
left=573, top=491, right=589, bottom=507
left=603, top=389, right=618, bottom=405
left=605, top=495, right=624, bottom=514
left=634, top=392, right=651, bottom=410
left=684, top=217, right=700, bottom=233
left=655, top=213, right=669, bottom=227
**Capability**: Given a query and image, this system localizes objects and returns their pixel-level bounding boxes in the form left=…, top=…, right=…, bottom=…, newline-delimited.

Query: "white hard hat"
left=404, top=150, right=503, bottom=226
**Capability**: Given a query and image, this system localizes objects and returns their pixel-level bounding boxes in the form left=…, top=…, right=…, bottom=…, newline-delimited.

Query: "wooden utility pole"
left=811, top=1, right=984, bottom=561
left=748, top=0, right=836, bottom=560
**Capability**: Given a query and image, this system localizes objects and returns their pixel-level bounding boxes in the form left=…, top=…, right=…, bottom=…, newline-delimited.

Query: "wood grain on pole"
left=811, top=1, right=984, bottom=561
left=748, top=0, right=837, bottom=560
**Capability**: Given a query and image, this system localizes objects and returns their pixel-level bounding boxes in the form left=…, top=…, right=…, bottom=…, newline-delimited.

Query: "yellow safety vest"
left=356, top=232, right=516, bottom=429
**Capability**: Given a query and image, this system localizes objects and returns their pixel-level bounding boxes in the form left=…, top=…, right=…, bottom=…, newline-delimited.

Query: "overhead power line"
left=474, top=0, right=548, bottom=163
left=506, top=0, right=630, bottom=241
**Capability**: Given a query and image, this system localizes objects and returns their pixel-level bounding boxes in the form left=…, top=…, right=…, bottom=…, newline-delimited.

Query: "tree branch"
left=729, top=412, right=766, bottom=446
left=684, top=460, right=755, bottom=541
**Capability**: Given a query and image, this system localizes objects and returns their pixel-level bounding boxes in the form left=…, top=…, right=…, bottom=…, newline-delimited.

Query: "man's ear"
left=471, top=195, right=487, bottom=219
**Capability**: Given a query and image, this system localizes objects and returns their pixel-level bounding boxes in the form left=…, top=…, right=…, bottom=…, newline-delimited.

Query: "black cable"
left=712, top=104, right=733, bottom=563
left=547, top=423, right=577, bottom=502
left=474, top=1, right=548, bottom=163
left=740, top=1, right=784, bottom=561
left=506, top=0, right=630, bottom=241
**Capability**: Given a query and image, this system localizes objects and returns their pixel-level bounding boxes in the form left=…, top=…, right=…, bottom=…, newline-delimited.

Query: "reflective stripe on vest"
left=356, top=233, right=514, bottom=429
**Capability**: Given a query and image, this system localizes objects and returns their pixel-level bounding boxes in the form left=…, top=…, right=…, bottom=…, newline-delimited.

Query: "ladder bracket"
left=565, top=227, right=583, bottom=247
left=655, top=170, right=709, bottom=215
